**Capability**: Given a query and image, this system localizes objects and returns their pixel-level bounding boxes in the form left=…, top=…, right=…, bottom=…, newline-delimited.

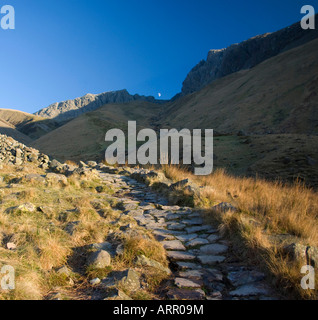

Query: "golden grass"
left=120, top=236, right=168, bottom=267
left=0, top=163, right=169, bottom=300
left=161, top=164, right=318, bottom=299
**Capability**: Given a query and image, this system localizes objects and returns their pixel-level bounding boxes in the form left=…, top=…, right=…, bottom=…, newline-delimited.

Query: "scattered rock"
left=90, top=278, right=101, bottom=285
left=56, top=266, right=72, bottom=277
left=102, top=269, right=141, bottom=292
left=135, top=255, right=171, bottom=274
left=18, top=202, right=36, bottom=213
left=87, top=250, right=111, bottom=268
left=46, top=173, right=68, bottom=186
left=6, top=242, right=17, bottom=250
left=105, top=289, right=133, bottom=300
left=24, top=174, right=46, bottom=184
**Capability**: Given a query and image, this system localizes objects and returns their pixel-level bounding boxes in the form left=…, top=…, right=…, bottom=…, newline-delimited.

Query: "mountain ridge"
left=181, top=15, right=318, bottom=95
left=34, top=89, right=164, bottom=123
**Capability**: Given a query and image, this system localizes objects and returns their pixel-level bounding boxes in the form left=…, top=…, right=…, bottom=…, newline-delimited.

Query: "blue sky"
left=0, top=0, right=313, bottom=113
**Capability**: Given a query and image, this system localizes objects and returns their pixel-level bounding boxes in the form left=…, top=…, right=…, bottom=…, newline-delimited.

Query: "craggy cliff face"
left=181, top=16, right=318, bottom=95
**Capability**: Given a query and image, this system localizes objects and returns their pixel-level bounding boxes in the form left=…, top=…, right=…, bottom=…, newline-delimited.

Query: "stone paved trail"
left=98, top=170, right=278, bottom=300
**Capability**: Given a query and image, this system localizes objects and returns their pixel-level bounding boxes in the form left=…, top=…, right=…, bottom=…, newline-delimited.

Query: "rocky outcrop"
left=35, top=89, right=159, bottom=123
left=181, top=16, right=318, bottom=95
left=0, top=134, right=50, bottom=168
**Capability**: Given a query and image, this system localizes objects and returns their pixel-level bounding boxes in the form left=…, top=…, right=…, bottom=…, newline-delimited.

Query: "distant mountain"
left=32, top=100, right=162, bottom=162
left=34, top=89, right=162, bottom=123
left=181, top=15, right=318, bottom=95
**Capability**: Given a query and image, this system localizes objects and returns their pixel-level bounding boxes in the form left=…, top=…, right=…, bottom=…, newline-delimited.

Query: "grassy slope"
left=27, top=38, right=318, bottom=188
left=0, top=118, right=33, bottom=145
left=160, top=38, right=318, bottom=134
left=155, top=165, right=318, bottom=299
left=0, top=163, right=168, bottom=300
left=32, top=101, right=162, bottom=162
left=0, top=109, right=59, bottom=140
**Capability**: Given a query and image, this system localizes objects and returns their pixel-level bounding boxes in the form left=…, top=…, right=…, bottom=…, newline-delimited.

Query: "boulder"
left=46, top=173, right=68, bottom=186
left=87, top=250, right=111, bottom=268
left=134, top=255, right=171, bottom=274
left=102, top=269, right=141, bottom=292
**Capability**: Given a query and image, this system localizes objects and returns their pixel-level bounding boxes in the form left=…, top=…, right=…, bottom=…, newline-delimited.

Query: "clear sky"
left=0, top=0, right=313, bottom=113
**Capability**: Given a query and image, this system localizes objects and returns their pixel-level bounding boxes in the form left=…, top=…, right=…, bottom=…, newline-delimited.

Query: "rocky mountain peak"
left=181, top=16, right=318, bottom=95
left=34, top=89, right=159, bottom=123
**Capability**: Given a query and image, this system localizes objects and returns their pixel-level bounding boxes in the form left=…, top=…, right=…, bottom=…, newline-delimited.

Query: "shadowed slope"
left=0, top=109, right=59, bottom=140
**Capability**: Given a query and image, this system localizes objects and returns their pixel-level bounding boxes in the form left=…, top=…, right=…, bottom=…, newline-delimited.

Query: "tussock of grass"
left=120, top=236, right=168, bottom=267
left=85, top=265, right=112, bottom=280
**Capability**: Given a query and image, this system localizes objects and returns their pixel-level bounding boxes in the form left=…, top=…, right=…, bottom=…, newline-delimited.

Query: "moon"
left=158, top=93, right=162, bottom=98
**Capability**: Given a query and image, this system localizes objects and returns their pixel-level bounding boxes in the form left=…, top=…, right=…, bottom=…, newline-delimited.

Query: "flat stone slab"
left=167, top=223, right=187, bottom=231
left=176, top=233, right=198, bottom=242
left=175, top=277, right=202, bottom=289
left=166, top=213, right=182, bottom=221
left=186, top=238, right=209, bottom=247
left=207, top=234, right=221, bottom=243
left=166, top=230, right=186, bottom=236
left=179, top=270, right=203, bottom=280
left=186, top=225, right=215, bottom=234
left=176, top=262, right=203, bottom=270
left=229, top=284, right=270, bottom=297
left=122, top=203, right=139, bottom=210
left=124, top=209, right=144, bottom=216
left=166, top=288, right=205, bottom=300
left=145, top=209, right=165, bottom=215
left=153, top=231, right=175, bottom=241
left=227, top=270, right=265, bottom=287
left=203, top=269, right=224, bottom=282
left=198, top=255, right=226, bottom=265
left=200, top=244, right=228, bottom=255
left=161, top=205, right=181, bottom=211
left=167, top=251, right=196, bottom=261
left=182, top=218, right=204, bottom=226
left=161, top=240, right=186, bottom=251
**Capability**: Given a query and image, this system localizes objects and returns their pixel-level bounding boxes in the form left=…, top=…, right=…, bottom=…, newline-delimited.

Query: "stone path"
left=98, top=170, right=278, bottom=300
